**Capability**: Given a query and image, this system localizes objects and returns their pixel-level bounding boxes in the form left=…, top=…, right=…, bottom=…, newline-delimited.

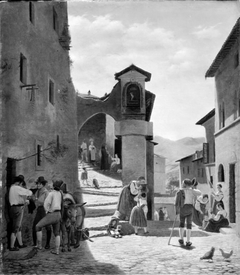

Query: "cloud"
left=69, top=14, right=197, bottom=95
left=192, top=24, right=221, bottom=39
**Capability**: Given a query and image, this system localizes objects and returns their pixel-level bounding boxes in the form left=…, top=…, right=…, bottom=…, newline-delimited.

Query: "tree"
left=166, top=177, right=180, bottom=195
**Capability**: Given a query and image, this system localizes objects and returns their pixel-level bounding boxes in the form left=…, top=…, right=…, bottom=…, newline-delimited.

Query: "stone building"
left=205, top=18, right=240, bottom=236
left=176, top=150, right=209, bottom=194
left=196, top=109, right=215, bottom=186
left=77, top=64, right=156, bottom=219
left=154, top=154, right=166, bottom=194
left=0, top=2, right=78, bottom=249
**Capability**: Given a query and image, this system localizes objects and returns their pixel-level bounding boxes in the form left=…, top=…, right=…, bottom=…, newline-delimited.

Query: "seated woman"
left=204, top=201, right=229, bottom=233
left=110, top=154, right=121, bottom=172
left=211, top=183, right=224, bottom=215
left=192, top=194, right=210, bottom=228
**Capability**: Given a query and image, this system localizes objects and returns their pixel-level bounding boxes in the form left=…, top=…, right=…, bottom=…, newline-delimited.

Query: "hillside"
left=154, top=136, right=205, bottom=180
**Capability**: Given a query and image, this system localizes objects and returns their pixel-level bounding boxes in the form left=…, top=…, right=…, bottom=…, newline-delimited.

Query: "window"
left=219, top=102, right=225, bottom=129
left=37, top=145, right=42, bottom=166
left=20, top=53, right=27, bottom=84
left=182, top=167, right=185, bottom=174
left=49, top=79, right=55, bottom=105
left=36, top=140, right=44, bottom=170
left=234, top=90, right=238, bottom=120
left=234, top=53, right=239, bottom=68
left=238, top=90, right=240, bottom=118
left=198, top=168, right=200, bottom=177
left=57, top=135, right=60, bottom=150
left=218, top=164, right=225, bottom=182
left=29, top=2, right=35, bottom=24
left=187, top=166, right=190, bottom=174
left=53, top=8, right=58, bottom=33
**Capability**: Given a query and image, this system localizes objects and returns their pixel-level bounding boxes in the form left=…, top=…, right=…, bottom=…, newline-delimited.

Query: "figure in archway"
left=81, top=140, right=88, bottom=163
left=89, top=140, right=96, bottom=166
left=100, top=144, right=109, bottom=171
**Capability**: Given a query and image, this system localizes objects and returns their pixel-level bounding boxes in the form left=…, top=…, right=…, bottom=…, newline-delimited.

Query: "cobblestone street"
left=2, top=167, right=240, bottom=274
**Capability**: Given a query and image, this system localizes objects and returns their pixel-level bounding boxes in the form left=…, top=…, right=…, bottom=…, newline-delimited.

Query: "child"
left=129, top=177, right=148, bottom=235
left=81, top=167, right=89, bottom=186
left=175, top=178, right=201, bottom=247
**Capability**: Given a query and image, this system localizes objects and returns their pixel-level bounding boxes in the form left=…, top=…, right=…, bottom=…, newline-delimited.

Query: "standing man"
left=81, top=140, right=88, bottom=163
left=32, top=176, right=52, bottom=249
left=9, top=176, right=32, bottom=251
left=35, top=180, right=63, bottom=255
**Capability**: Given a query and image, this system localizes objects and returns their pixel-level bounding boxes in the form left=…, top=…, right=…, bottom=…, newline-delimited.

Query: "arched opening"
left=218, top=164, right=225, bottom=182
left=77, top=113, right=123, bottom=237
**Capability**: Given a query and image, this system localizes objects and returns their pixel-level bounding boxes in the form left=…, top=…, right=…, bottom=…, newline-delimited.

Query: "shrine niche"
left=126, top=83, right=141, bottom=108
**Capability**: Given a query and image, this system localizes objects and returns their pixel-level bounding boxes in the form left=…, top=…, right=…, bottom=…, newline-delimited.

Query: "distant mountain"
left=154, top=136, right=205, bottom=180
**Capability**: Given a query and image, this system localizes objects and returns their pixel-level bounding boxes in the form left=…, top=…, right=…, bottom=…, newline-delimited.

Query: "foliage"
left=166, top=176, right=179, bottom=195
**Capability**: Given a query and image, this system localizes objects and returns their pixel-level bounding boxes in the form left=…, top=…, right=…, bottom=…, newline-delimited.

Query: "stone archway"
left=77, top=65, right=156, bottom=219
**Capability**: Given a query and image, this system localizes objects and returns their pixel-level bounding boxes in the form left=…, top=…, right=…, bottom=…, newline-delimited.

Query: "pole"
left=168, top=214, right=178, bottom=245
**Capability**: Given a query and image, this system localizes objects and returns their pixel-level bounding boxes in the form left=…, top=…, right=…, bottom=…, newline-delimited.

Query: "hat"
left=36, top=176, right=48, bottom=185
left=13, top=176, right=23, bottom=183
left=53, top=180, right=63, bottom=189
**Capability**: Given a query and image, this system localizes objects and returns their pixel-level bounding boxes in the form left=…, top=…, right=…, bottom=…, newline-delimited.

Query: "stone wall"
left=214, top=36, right=240, bottom=237
left=1, top=2, right=79, bottom=251
left=78, top=113, right=106, bottom=164
left=154, top=155, right=166, bottom=194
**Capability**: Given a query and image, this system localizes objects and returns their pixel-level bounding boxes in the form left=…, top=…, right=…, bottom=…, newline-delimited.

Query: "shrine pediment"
left=115, top=64, right=151, bottom=82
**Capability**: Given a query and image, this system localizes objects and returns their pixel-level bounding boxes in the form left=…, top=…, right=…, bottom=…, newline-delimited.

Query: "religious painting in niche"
left=126, top=84, right=141, bottom=107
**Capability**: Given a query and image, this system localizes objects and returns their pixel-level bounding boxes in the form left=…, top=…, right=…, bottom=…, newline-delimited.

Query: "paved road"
left=2, top=227, right=240, bottom=275
left=2, top=168, right=240, bottom=274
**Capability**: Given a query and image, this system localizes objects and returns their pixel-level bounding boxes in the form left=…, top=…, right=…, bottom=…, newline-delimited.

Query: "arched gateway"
left=77, top=64, right=156, bottom=219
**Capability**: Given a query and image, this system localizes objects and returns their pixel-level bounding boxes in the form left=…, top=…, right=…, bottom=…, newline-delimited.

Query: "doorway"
left=229, top=163, right=236, bottom=223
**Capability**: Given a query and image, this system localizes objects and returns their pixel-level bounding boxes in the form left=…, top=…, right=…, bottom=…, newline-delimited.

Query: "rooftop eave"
left=196, top=108, right=215, bottom=125
left=205, top=18, right=239, bottom=78
left=115, top=64, right=151, bottom=82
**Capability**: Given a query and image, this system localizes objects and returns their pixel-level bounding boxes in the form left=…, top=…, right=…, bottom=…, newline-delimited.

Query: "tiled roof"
left=205, top=18, right=239, bottom=77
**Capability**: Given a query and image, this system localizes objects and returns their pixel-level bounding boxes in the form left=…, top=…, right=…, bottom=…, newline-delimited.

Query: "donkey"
left=61, top=192, right=87, bottom=252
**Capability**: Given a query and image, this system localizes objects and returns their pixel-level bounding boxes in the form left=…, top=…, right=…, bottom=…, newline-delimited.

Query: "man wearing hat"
left=8, top=176, right=33, bottom=251
left=35, top=179, right=63, bottom=255
left=32, top=176, right=52, bottom=249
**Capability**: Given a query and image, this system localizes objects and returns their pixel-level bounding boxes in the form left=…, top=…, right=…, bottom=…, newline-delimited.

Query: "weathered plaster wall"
left=214, top=37, right=240, bottom=237
left=154, top=155, right=166, bottom=194
left=1, top=2, right=79, bottom=249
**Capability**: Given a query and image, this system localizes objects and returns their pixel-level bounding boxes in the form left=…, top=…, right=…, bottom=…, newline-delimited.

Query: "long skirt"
left=130, top=206, right=147, bottom=228
left=205, top=216, right=229, bottom=233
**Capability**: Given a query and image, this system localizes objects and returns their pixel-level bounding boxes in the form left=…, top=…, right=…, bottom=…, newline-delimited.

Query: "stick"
left=168, top=214, right=178, bottom=245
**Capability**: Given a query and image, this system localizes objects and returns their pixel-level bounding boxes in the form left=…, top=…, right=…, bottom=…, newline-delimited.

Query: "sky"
left=68, top=0, right=240, bottom=141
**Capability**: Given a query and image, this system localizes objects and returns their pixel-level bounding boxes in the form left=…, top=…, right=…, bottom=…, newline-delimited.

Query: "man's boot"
left=74, top=231, right=82, bottom=249
left=45, top=230, right=52, bottom=249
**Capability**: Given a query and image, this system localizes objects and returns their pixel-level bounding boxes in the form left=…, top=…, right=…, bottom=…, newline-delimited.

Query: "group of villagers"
left=7, top=175, right=82, bottom=255
left=107, top=176, right=229, bottom=247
